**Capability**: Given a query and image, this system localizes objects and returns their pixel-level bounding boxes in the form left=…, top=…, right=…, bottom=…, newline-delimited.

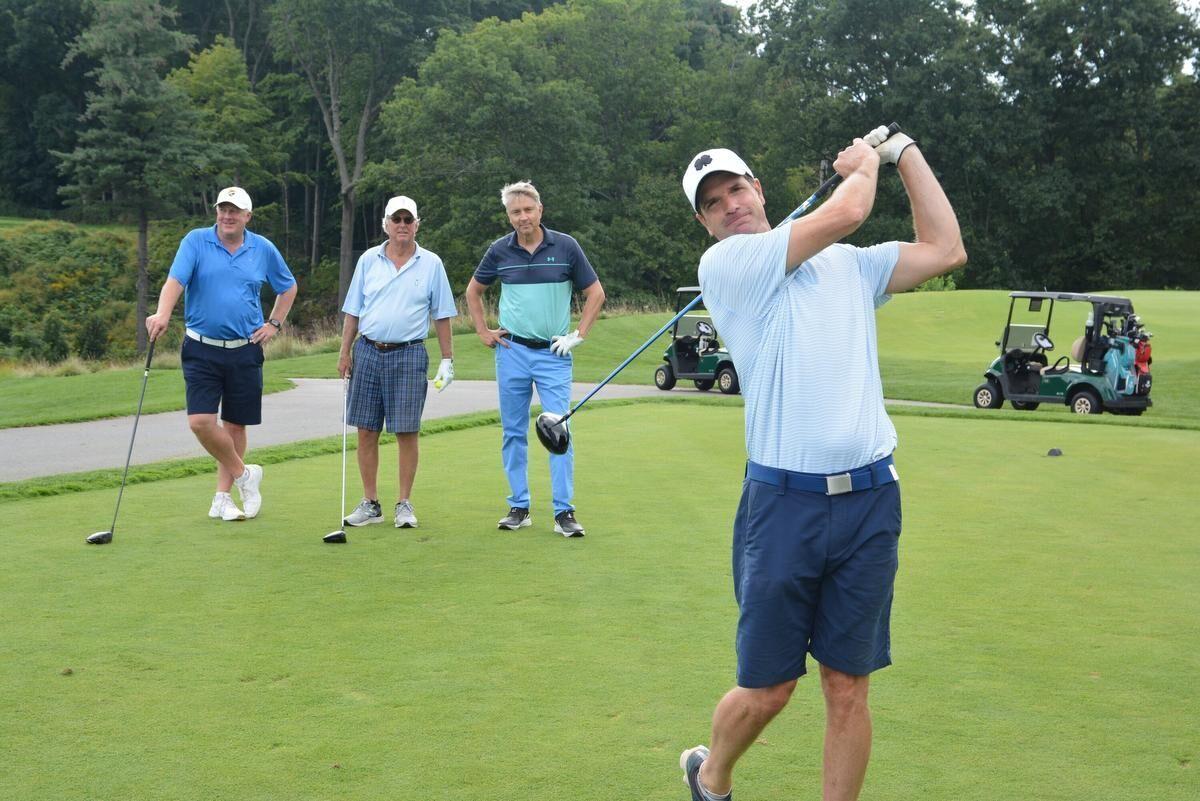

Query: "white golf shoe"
left=235, top=464, right=263, bottom=518
left=394, top=500, right=418, bottom=528
left=211, top=492, right=245, bottom=522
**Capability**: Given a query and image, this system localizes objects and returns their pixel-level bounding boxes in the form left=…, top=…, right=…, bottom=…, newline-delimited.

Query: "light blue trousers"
left=496, top=342, right=574, bottom=514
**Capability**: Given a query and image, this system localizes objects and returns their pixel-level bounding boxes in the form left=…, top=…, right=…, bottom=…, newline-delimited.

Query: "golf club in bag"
left=87, top=339, right=156, bottom=545
left=534, top=123, right=903, bottom=456
left=324, top=375, right=350, bottom=544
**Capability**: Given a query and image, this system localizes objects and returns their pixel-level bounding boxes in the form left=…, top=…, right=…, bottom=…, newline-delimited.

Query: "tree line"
left=0, top=0, right=1197, bottom=358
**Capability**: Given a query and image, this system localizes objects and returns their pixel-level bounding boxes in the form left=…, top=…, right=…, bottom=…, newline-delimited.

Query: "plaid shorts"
left=346, top=337, right=429, bottom=433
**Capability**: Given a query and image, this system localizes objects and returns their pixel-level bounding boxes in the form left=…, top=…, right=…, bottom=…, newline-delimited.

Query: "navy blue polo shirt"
left=168, top=225, right=296, bottom=339
left=473, top=225, right=598, bottom=341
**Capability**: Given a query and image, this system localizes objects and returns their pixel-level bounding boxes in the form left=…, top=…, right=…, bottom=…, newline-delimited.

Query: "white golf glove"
left=433, top=358, right=454, bottom=391
left=550, top=329, right=584, bottom=356
left=865, top=125, right=916, bottom=166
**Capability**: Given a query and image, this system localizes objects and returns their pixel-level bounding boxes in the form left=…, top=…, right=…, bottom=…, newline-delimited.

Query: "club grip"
left=144, top=338, right=156, bottom=370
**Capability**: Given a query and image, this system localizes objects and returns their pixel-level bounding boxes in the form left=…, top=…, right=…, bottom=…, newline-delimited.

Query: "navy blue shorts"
left=732, top=456, right=902, bottom=687
left=346, top=336, right=429, bottom=433
left=180, top=337, right=264, bottom=425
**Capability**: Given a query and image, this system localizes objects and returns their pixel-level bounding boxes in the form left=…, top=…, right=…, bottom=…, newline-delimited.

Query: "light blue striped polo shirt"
left=698, top=224, right=900, bottom=474
left=342, top=242, right=457, bottom=343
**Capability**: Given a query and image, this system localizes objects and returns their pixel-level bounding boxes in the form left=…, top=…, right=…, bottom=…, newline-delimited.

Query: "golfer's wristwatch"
left=268, top=318, right=283, bottom=331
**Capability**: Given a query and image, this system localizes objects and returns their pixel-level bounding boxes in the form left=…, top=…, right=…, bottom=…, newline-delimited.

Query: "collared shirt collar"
left=206, top=224, right=255, bottom=251
left=504, top=224, right=555, bottom=253
left=376, top=240, right=423, bottom=268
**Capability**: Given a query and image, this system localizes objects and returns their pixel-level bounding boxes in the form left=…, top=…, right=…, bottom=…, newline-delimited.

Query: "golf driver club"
left=535, top=123, right=904, bottom=456
left=87, top=339, right=156, bottom=545
left=323, top=375, right=349, bottom=544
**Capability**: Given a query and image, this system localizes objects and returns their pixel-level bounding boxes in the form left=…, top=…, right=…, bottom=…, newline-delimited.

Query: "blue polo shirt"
left=698, top=224, right=900, bottom=474
left=342, top=242, right=457, bottom=343
left=169, top=225, right=296, bottom=339
left=473, top=225, right=598, bottom=341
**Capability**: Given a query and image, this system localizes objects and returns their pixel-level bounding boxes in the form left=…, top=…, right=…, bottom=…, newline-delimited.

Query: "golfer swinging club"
left=677, top=127, right=966, bottom=801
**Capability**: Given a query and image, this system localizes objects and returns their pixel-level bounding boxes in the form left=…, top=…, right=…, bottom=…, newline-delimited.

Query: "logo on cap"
left=693, top=155, right=713, bottom=171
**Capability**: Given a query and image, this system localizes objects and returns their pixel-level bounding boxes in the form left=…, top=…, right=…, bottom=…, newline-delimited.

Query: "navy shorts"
left=346, top=336, right=429, bottom=433
left=732, top=456, right=902, bottom=687
left=180, top=337, right=264, bottom=425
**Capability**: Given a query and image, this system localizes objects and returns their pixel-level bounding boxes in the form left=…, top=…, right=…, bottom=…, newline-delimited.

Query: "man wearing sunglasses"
left=337, top=195, right=456, bottom=529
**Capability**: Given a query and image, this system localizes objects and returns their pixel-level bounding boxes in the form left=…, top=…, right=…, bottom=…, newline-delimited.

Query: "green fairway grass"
left=2, top=404, right=1196, bottom=800
left=2, top=290, right=1195, bottom=428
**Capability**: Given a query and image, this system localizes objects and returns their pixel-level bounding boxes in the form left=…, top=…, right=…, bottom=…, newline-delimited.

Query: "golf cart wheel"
left=1011, top=400, right=1040, bottom=411
left=694, top=379, right=715, bottom=391
left=717, top=365, right=740, bottom=395
left=654, top=364, right=676, bottom=391
left=973, top=381, right=1004, bottom=409
left=1069, top=388, right=1103, bottom=415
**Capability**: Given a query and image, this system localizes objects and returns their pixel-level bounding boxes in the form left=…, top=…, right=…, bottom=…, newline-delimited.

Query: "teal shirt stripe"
left=499, top=282, right=573, bottom=341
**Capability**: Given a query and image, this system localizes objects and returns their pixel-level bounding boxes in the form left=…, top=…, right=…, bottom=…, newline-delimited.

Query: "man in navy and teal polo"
left=145, top=186, right=297, bottom=523
left=466, top=181, right=606, bottom=537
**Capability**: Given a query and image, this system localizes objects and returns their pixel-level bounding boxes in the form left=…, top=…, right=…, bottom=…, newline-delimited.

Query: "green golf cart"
left=654, top=287, right=740, bottom=394
left=973, top=291, right=1153, bottom=415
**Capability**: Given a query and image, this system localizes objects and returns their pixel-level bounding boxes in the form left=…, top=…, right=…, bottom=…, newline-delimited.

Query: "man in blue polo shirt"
left=146, top=186, right=297, bottom=523
left=337, top=195, right=456, bottom=529
left=465, top=181, right=605, bottom=537
left=675, top=130, right=966, bottom=801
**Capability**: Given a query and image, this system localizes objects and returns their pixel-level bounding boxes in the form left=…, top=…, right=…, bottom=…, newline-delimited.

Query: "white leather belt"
left=186, top=328, right=249, bottom=349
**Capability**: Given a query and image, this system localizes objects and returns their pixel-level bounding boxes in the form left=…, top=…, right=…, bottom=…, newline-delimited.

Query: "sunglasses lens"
left=391, top=214, right=414, bottom=224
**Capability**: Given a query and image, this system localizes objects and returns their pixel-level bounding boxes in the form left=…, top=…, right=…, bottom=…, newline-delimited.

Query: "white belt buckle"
left=825, top=473, right=853, bottom=495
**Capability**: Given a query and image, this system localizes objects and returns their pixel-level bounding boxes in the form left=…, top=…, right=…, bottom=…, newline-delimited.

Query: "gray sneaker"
left=498, top=507, right=531, bottom=530
left=344, top=498, right=384, bottom=527
left=395, top=500, right=418, bottom=528
left=554, top=509, right=585, bottom=537
left=680, top=745, right=729, bottom=800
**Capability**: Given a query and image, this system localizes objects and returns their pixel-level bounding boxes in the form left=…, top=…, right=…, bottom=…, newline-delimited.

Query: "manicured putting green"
left=2, top=404, right=1196, bottom=800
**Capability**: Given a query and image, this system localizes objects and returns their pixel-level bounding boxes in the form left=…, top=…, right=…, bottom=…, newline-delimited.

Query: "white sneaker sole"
left=344, top=516, right=384, bottom=527
left=498, top=518, right=532, bottom=530
left=679, top=745, right=710, bottom=786
left=221, top=508, right=246, bottom=522
left=395, top=520, right=418, bottom=529
left=554, top=524, right=585, bottom=537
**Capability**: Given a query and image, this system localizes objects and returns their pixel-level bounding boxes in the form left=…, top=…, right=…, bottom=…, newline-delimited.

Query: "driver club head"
left=86, top=530, right=113, bottom=545
left=534, top=412, right=571, bottom=455
left=323, top=529, right=347, bottom=544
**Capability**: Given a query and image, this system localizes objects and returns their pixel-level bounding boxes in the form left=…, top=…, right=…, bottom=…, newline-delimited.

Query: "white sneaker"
left=234, top=464, right=263, bottom=518
left=208, top=492, right=224, bottom=519
left=394, top=500, right=418, bottom=528
left=214, top=493, right=245, bottom=522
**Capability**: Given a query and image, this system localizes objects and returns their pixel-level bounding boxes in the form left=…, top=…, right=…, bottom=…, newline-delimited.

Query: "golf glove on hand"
left=433, top=358, right=454, bottom=391
left=870, top=127, right=916, bottom=166
left=550, top=330, right=584, bottom=356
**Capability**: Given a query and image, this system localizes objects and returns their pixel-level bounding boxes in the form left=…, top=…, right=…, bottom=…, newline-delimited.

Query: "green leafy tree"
left=167, top=35, right=282, bottom=196
left=55, top=0, right=236, bottom=353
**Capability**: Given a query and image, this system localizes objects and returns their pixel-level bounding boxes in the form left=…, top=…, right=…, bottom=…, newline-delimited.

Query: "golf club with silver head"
left=324, top=375, right=350, bottom=544
left=87, top=339, right=156, bottom=545
left=535, top=123, right=904, bottom=456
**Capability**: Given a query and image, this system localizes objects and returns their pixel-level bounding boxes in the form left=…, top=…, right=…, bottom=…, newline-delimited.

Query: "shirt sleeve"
left=473, top=244, right=499, bottom=286
left=429, top=256, right=457, bottom=320
left=568, top=237, right=598, bottom=290
left=167, top=230, right=200, bottom=286
left=341, top=255, right=368, bottom=316
left=263, top=239, right=297, bottom=294
left=697, top=225, right=790, bottom=320
left=855, top=241, right=901, bottom=308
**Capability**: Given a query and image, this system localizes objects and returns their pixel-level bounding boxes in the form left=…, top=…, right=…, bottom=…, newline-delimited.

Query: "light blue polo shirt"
left=698, top=224, right=900, bottom=474
left=169, top=226, right=296, bottom=339
left=342, top=242, right=457, bottom=343
left=473, top=225, right=598, bottom=341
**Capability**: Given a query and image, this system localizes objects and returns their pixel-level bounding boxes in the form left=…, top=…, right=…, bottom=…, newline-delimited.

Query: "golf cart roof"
left=1008, top=291, right=1134, bottom=311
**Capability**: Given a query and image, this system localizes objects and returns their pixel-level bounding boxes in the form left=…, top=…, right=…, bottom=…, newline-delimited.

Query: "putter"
left=535, top=123, right=904, bottom=456
left=87, top=340, right=156, bottom=545
left=323, top=375, right=349, bottom=544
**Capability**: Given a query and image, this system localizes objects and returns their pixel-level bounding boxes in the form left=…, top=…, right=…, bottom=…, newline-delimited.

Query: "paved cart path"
left=0, top=378, right=963, bottom=482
